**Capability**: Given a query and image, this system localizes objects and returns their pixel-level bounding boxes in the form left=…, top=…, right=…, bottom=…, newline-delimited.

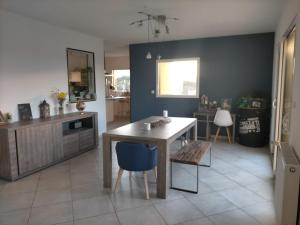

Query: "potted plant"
left=5, top=113, right=12, bottom=123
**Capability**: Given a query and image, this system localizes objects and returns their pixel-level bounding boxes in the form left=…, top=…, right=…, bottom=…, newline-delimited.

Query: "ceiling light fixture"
left=146, top=14, right=152, bottom=60
left=130, top=12, right=178, bottom=60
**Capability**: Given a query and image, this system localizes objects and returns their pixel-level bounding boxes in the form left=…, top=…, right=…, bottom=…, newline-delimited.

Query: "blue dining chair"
left=114, top=142, right=158, bottom=199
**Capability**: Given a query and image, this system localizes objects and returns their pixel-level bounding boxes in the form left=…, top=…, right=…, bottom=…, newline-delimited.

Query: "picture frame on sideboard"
left=18, top=103, right=33, bottom=121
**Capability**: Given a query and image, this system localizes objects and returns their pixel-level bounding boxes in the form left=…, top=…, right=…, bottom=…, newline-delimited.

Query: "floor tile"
left=71, top=181, right=108, bottom=201
left=177, top=217, right=214, bottom=225
left=1, top=178, right=38, bottom=194
left=117, top=205, right=166, bottom=225
left=209, top=209, right=260, bottom=225
left=0, top=192, right=35, bottom=212
left=242, top=202, right=276, bottom=225
left=200, top=174, right=239, bottom=191
left=73, top=196, right=114, bottom=219
left=187, top=192, right=236, bottom=216
left=71, top=171, right=101, bottom=186
left=224, top=170, right=264, bottom=186
left=111, top=191, right=152, bottom=211
left=38, top=174, right=71, bottom=191
left=246, top=181, right=274, bottom=201
left=110, top=178, right=153, bottom=211
left=0, top=208, right=30, bottom=225
left=56, top=222, right=74, bottom=225
left=74, top=213, right=120, bottom=225
left=219, top=186, right=267, bottom=208
left=181, top=181, right=214, bottom=198
left=39, top=163, right=70, bottom=179
left=154, top=198, right=204, bottom=225
left=33, top=188, right=72, bottom=207
left=150, top=188, right=184, bottom=204
left=28, top=202, right=73, bottom=225
left=211, top=159, right=240, bottom=174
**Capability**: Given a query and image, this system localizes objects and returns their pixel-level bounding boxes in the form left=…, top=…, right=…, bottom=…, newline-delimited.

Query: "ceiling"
left=1, top=0, right=284, bottom=56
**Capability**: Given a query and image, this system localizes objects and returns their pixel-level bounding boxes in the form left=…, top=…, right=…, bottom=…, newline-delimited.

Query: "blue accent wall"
left=130, top=33, right=274, bottom=122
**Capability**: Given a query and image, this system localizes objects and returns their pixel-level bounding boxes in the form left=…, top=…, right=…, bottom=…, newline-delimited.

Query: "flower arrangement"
left=56, top=91, right=67, bottom=103
left=52, top=88, right=68, bottom=114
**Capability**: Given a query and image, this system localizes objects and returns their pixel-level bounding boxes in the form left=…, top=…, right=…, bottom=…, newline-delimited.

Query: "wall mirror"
left=67, top=48, right=96, bottom=103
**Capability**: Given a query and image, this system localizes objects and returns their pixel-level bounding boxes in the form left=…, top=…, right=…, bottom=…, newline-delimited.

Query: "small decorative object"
left=251, top=98, right=264, bottom=109
left=163, top=110, right=168, bottom=118
left=5, top=113, right=12, bottom=122
left=209, top=101, right=218, bottom=109
left=143, top=123, right=151, bottom=130
left=53, top=89, right=67, bottom=115
left=18, top=103, right=33, bottom=121
left=76, top=99, right=86, bottom=114
left=200, top=94, right=209, bottom=109
left=150, top=118, right=172, bottom=128
left=220, top=98, right=232, bottom=111
left=39, top=100, right=50, bottom=119
left=236, top=96, right=265, bottom=109
left=0, top=111, right=6, bottom=125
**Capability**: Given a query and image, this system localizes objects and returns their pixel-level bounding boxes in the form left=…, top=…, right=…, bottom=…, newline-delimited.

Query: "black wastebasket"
left=238, top=108, right=267, bottom=147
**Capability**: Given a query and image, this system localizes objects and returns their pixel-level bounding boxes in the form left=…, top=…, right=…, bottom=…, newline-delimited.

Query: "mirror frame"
left=66, top=48, right=96, bottom=103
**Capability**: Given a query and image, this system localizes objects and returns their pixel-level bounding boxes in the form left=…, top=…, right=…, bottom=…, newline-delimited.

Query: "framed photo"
left=18, top=103, right=33, bottom=121
left=0, top=111, right=6, bottom=124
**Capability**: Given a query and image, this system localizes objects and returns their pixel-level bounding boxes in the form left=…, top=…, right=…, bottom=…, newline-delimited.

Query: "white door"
left=272, top=27, right=296, bottom=171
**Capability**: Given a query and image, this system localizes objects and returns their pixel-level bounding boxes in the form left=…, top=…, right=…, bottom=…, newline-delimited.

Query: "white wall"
left=271, top=0, right=300, bottom=154
left=0, top=10, right=107, bottom=133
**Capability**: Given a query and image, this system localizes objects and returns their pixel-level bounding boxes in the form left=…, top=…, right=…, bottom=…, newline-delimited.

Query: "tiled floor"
left=0, top=141, right=275, bottom=225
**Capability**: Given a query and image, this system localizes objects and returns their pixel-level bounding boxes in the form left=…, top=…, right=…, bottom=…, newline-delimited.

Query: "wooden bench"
left=170, top=140, right=212, bottom=193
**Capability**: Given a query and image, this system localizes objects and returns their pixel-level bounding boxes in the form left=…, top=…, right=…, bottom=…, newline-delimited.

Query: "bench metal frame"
left=170, top=144, right=212, bottom=194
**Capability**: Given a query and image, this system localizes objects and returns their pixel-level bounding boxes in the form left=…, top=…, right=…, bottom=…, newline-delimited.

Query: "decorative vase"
left=58, top=100, right=64, bottom=115
left=76, top=100, right=86, bottom=114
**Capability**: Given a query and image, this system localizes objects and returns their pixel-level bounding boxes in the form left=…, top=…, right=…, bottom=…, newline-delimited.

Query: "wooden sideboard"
left=0, top=112, right=98, bottom=181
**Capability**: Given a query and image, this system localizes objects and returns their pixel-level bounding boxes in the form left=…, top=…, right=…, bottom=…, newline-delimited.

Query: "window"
left=112, top=69, right=130, bottom=92
left=156, top=58, right=200, bottom=98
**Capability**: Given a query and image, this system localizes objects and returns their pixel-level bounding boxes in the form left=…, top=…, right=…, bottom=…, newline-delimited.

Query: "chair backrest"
left=116, top=142, right=157, bottom=172
left=214, top=109, right=233, bottom=127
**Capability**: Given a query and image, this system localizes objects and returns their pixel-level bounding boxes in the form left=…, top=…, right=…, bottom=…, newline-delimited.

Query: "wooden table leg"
left=156, top=140, right=169, bottom=199
left=103, top=133, right=112, bottom=188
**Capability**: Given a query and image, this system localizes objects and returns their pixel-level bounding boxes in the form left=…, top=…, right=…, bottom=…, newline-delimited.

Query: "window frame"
left=156, top=57, right=200, bottom=98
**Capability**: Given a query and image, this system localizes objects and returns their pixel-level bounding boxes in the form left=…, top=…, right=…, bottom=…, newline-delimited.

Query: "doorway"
left=272, top=27, right=296, bottom=170
left=105, top=69, right=131, bottom=130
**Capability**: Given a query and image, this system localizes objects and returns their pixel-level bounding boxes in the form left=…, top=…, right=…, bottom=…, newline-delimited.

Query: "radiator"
left=274, top=143, right=300, bottom=225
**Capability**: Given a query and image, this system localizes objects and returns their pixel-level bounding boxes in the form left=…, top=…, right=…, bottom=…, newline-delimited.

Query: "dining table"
left=102, top=116, right=197, bottom=199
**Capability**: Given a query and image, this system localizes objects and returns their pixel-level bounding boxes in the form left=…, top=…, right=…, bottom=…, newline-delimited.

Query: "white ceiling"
left=1, top=0, right=284, bottom=56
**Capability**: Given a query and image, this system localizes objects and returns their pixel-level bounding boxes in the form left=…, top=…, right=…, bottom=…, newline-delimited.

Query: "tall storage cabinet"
left=0, top=112, right=98, bottom=181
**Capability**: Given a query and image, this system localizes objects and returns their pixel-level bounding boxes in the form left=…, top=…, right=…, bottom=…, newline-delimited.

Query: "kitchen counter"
left=105, top=96, right=130, bottom=100
left=106, top=97, right=130, bottom=122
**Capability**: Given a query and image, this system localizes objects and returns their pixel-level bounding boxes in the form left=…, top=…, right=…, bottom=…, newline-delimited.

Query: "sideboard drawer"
left=63, top=133, right=79, bottom=158
left=79, top=129, right=95, bottom=151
